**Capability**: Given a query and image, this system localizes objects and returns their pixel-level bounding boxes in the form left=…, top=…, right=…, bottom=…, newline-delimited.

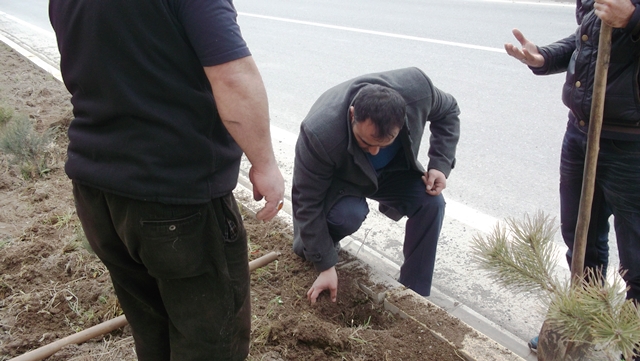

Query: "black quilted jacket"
left=532, top=0, right=640, bottom=129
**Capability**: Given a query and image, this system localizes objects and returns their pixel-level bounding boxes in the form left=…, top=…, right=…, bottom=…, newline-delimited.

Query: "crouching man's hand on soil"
left=307, top=266, right=338, bottom=304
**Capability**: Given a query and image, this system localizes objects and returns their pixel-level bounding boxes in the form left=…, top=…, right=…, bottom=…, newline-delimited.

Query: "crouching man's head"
left=349, top=84, right=406, bottom=155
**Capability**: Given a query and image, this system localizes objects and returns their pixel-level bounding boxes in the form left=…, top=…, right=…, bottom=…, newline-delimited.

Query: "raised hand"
left=504, top=28, right=545, bottom=68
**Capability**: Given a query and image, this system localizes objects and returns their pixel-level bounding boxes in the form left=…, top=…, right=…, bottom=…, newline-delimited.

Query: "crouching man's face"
left=350, top=108, right=400, bottom=156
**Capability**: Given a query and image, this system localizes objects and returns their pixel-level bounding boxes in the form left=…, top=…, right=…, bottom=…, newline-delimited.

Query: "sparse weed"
left=248, top=240, right=262, bottom=255
left=55, top=210, right=75, bottom=229
left=0, top=105, right=12, bottom=126
left=251, top=295, right=285, bottom=345
left=0, top=114, right=54, bottom=179
left=65, top=314, right=83, bottom=333
left=82, top=309, right=95, bottom=323
left=100, top=294, right=123, bottom=320
left=270, top=295, right=284, bottom=306
left=252, top=267, right=273, bottom=283
left=75, top=225, right=93, bottom=254
left=0, top=278, right=12, bottom=299
left=346, top=316, right=372, bottom=347
left=64, top=289, right=82, bottom=316
left=0, top=237, right=8, bottom=249
left=250, top=320, right=272, bottom=348
left=89, top=263, right=109, bottom=279
left=66, top=335, right=136, bottom=361
left=62, top=239, right=81, bottom=253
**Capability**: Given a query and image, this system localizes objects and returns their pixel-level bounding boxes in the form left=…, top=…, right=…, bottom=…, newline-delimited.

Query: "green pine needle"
left=471, top=211, right=559, bottom=295
left=471, top=211, right=640, bottom=359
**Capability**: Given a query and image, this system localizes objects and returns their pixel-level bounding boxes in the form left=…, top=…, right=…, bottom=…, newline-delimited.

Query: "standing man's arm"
left=204, top=56, right=284, bottom=221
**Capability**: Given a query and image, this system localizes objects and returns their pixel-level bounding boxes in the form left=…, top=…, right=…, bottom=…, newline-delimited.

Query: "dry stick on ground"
left=8, top=251, right=281, bottom=361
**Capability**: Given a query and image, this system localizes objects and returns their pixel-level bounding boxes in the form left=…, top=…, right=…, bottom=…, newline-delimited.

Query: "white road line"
left=238, top=12, right=506, bottom=53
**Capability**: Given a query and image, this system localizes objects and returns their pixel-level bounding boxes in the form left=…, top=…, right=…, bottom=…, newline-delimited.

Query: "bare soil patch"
left=0, top=42, right=469, bottom=361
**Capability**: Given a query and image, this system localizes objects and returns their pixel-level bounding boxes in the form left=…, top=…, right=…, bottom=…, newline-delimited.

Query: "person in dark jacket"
left=505, top=0, right=640, bottom=354
left=292, top=68, right=460, bottom=303
left=49, top=0, right=285, bottom=360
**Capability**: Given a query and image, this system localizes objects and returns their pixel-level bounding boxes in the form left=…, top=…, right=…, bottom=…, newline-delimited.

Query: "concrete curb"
left=358, top=283, right=526, bottom=361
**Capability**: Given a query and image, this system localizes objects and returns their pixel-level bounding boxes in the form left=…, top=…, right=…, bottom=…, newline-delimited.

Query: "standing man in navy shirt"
left=49, top=1, right=284, bottom=360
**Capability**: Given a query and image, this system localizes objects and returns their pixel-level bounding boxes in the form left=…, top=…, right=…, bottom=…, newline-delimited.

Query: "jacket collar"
left=345, top=107, right=378, bottom=184
left=346, top=108, right=412, bottom=183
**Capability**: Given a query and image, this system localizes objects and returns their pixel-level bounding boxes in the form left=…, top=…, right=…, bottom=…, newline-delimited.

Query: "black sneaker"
left=620, top=353, right=640, bottom=361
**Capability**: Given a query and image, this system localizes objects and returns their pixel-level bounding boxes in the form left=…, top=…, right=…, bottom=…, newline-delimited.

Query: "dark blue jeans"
left=73, top=183, right=250, bottom=361
left=326, top=170, right=445, bottom=296
left=560, top=121, right=640, bottom=301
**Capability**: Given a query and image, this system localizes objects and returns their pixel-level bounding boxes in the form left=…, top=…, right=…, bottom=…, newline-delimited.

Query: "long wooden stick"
left=248, top=251, right=281, bottom=271
left=8, top=251, right=281, bottom=361
left=570, top=23, right=613, bottom=284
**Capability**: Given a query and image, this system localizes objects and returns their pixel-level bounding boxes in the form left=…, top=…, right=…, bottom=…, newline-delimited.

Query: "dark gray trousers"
left=73, top=182, right=250, bottom=361
left=325, top=170, right=445, bottom=296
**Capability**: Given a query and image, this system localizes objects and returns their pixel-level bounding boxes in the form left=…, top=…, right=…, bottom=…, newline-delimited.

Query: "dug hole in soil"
left=0, top=42, right=474, bottom=360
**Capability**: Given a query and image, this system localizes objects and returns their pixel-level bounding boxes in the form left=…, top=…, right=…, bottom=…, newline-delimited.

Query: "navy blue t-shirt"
left=366, top=137, right=402, bottom=174
left=50, top=0, right=251, bottom=204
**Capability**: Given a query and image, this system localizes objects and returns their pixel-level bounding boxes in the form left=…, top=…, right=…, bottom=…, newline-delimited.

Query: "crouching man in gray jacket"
left=292, top=67, right=461, bottom=303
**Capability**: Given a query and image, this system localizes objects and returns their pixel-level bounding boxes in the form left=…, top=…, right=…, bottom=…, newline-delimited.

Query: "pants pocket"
left=218, top=193, right=246, bottom=243
left=139, top=205, right=209, bottom=279
left=610, top=139, right=640, bottom=154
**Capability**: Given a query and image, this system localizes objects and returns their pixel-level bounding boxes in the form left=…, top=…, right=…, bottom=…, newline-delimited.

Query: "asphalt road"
left=1, top=0, right=616, bottom=355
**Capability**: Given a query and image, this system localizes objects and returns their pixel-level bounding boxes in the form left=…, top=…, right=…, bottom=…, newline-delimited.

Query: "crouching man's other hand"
left=422, top=169, right=447, bottom=196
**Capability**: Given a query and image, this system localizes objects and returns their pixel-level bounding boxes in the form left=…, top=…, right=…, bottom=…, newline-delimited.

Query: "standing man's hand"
left=594, top=0, right=635, bottom=28
left=204, top=56, right=285, bottom=222
left=422, top=169, right=447, bottom=196
left=307, top=266, right=338, bottom=304
left=249, top=164, right=285, bottom=221
left=504, top=29, right=545, bottom=68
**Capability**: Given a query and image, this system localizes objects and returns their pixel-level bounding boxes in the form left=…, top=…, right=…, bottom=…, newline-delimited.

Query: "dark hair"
left=352, top=84, right=406, bottom=139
